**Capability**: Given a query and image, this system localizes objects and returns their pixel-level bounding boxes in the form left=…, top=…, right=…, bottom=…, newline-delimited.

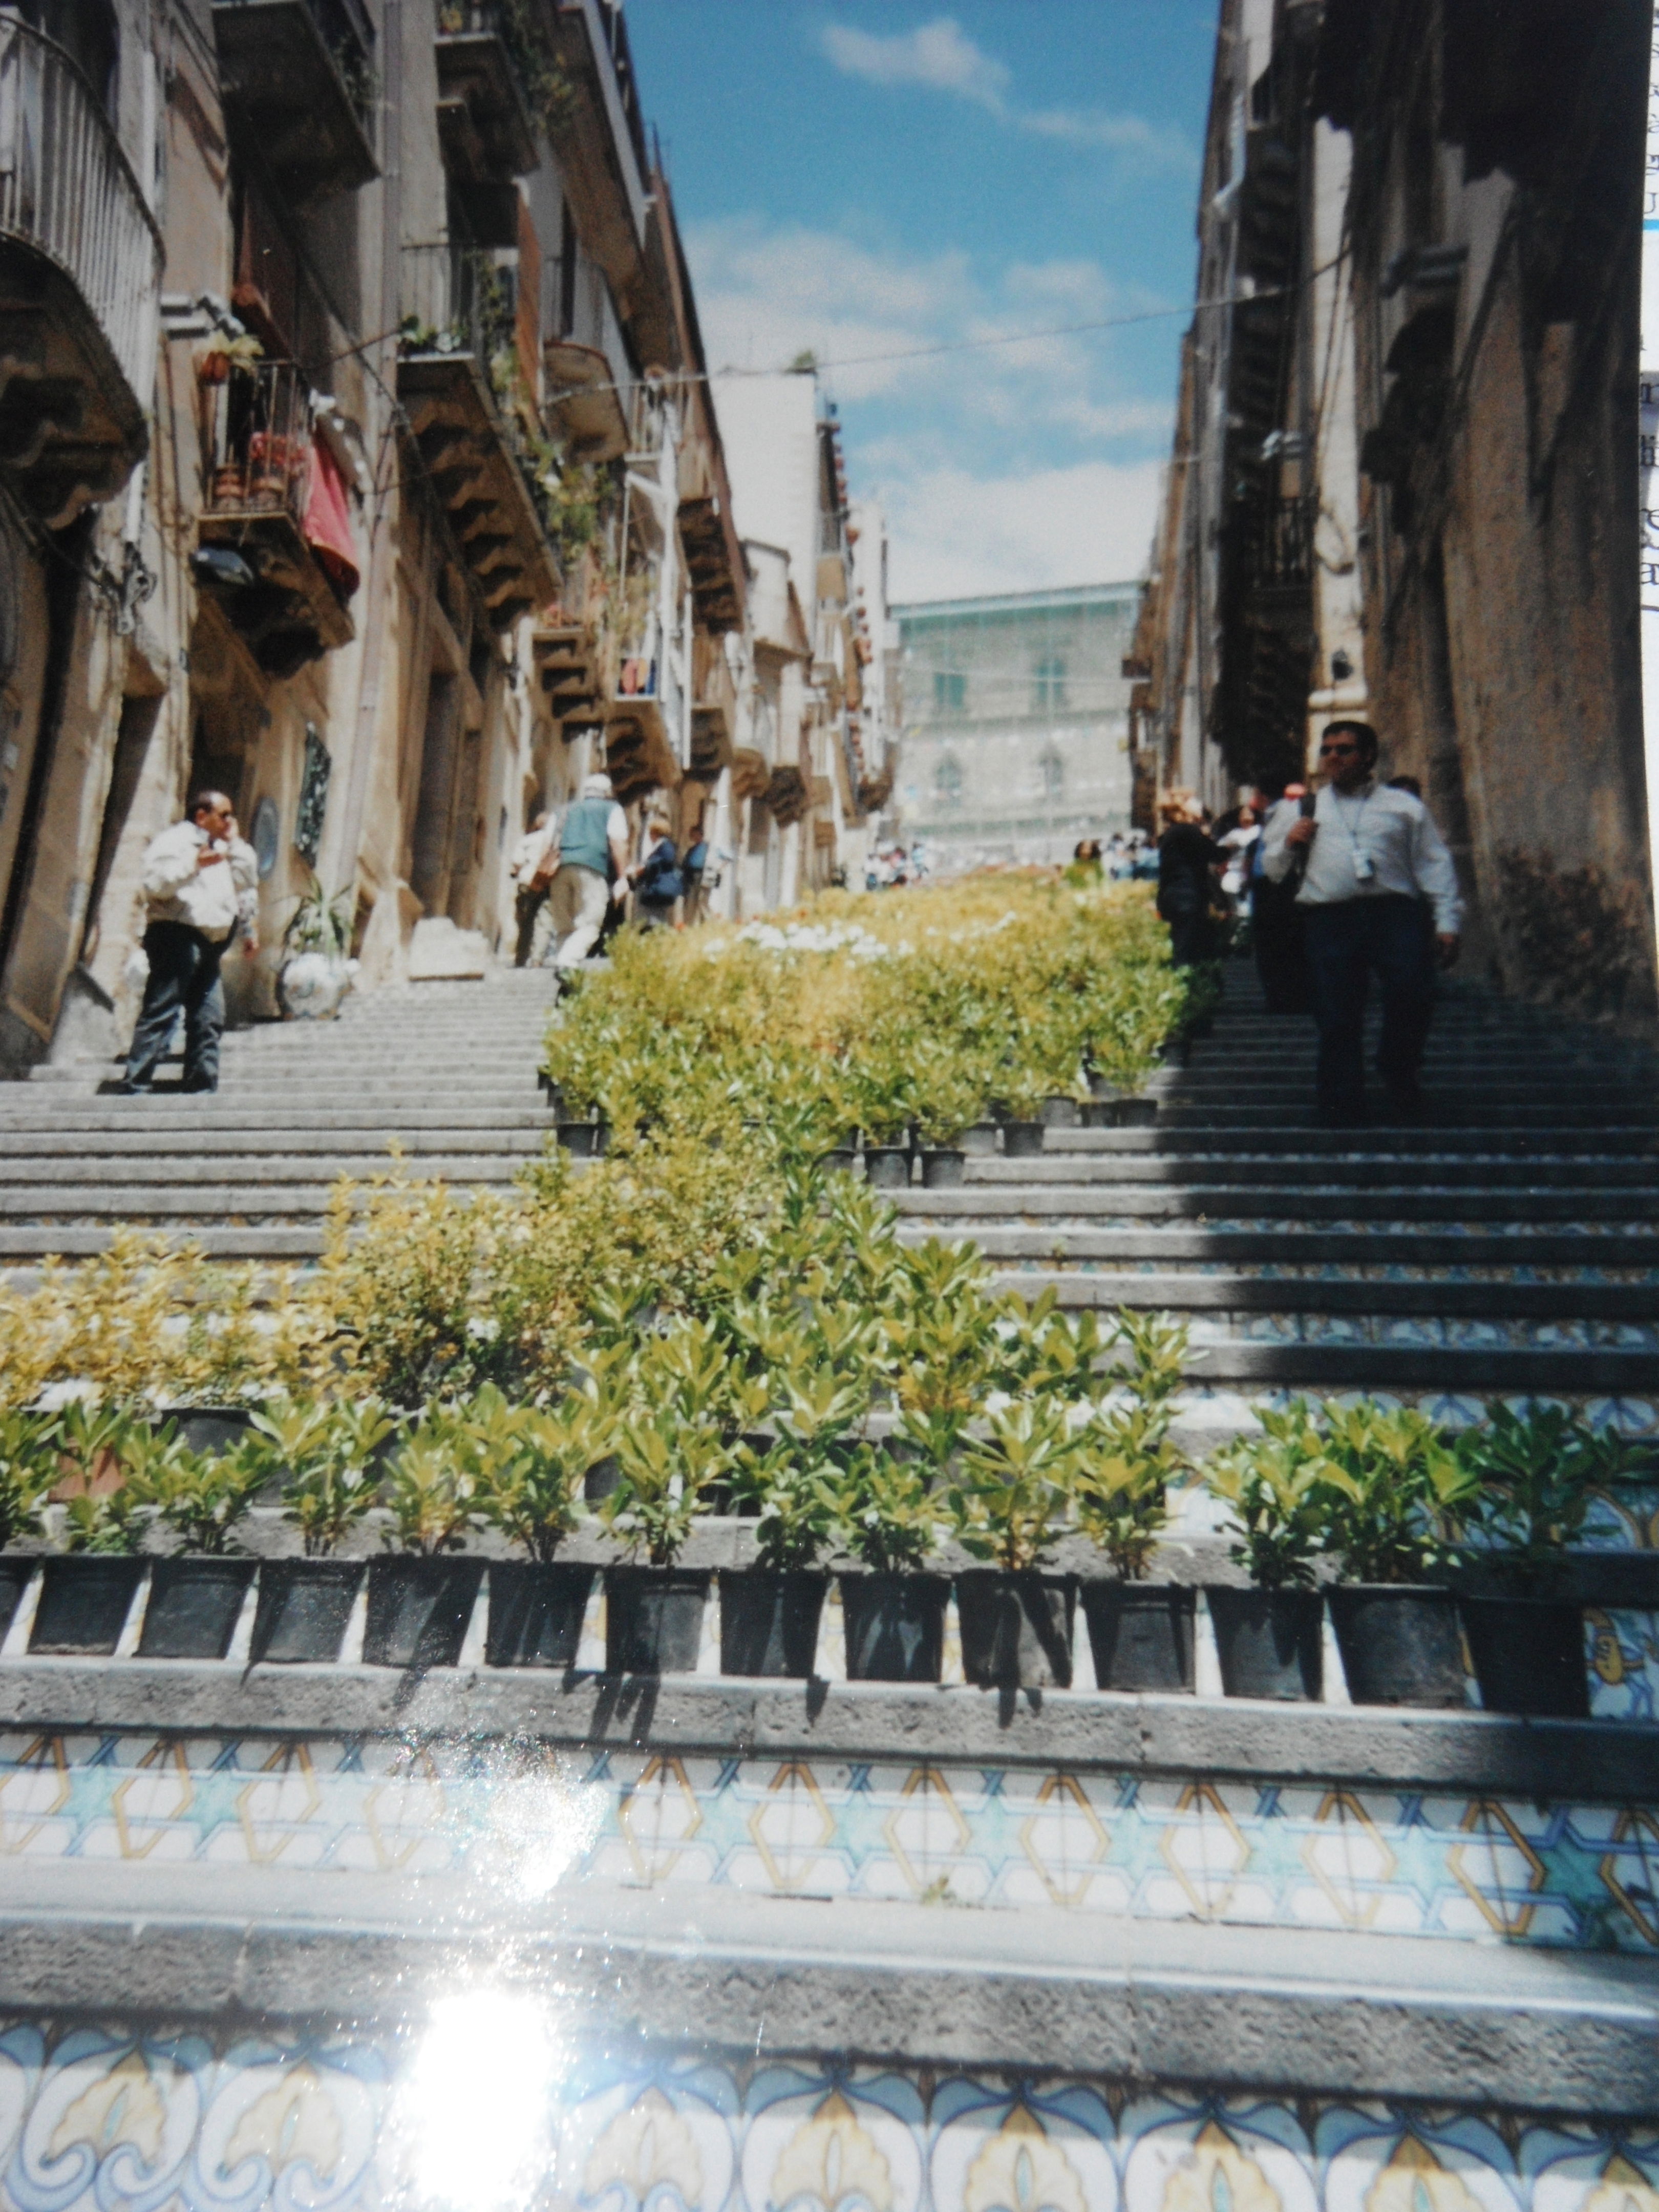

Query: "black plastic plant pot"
left=1041, top=1096, right=1081, bottom=1127
left=486, top=1562, right=594, bottom=1668
left=1114, top=1098, right=1159, bottom=1128
left=1460, top=1594, right=1589, bottom=1718
left=557, top=1119, right=606, bottom=1158
left=1328, top=1585, right=1465, bottom=1708
left=605, top=1565, right=711, bottom=1673
left=30, top=1557, right=145, bottom=1655
left=138, top=1558, right=256, bottom=1660
left=250, top=1560, right=364, bottom=1664
left=154, top=1406, right=252, bottom=1457
left=363, top=1557, right=484, bottom=1668
left=1208, top=1586, right=1324, bottom=1700
left=1001, top=1121, right=1046, bottom=1159
left=718, top=1569, right=827, bottom=1678
left=956, top=1570, right=1074, bottom=1688
left=841, top=1571, right=950, bottom=1683
left=583, top=1454, right=622, bottom=1505
left=1081, top=1100, right=1118, bottom=1129
left=1080, top=1582, right=1196, bottom=1694
left=959, top=1122, right=1000, bottom=1156
left=919, top=1148, right=965, bottom=1188
left=864, top=1146, right=912, bottom=1189
left=0, top=1557, right=33, bottom=1646
left=817, top=1147, right=859, bottom=1177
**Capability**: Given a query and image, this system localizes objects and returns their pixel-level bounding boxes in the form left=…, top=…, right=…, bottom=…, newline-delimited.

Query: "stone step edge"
left=2, top=1660, right=1651, bottom=1796
left=1, top=1881, right=1651, bottom=2117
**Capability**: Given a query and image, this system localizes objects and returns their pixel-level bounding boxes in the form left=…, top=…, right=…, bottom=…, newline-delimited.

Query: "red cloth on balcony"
left=304, top=436, right=360, bottom=602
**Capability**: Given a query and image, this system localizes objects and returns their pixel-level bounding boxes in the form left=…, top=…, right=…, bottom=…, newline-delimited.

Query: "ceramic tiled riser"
left=3, top=1727, right=1656, bottom=1955
left=0, top=2020, right=1653, bottom=2212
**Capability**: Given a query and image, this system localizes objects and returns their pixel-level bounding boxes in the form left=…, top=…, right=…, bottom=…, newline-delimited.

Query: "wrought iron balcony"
left=0, top=17, right=162, bottom=522
left=435, top=1, right=538, bottom=185
left=1242, top=495, right=1315, bottom=617
left=398, top=243, right=561, bottom=629
left=195, top=360, right=356, bottom=677
left=212, top=0, right=378, bottom=200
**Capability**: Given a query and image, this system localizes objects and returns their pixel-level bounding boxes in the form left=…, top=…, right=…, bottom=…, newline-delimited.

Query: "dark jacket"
left=1156, top=823, right=1221, bottom=920
left=637, top=837, right=683, bottom=907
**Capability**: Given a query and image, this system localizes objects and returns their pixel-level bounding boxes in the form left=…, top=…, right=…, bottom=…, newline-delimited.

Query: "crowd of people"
left=508, top=773, right=716, bottom=970
left=1150, top=720, right=1462, bottom=1128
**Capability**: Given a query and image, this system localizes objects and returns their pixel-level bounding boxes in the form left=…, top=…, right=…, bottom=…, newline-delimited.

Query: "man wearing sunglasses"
left=1261, top=718, right=1461, bottom=1125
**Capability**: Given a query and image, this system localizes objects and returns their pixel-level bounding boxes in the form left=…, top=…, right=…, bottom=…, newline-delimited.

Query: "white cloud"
left=882, top=460, right=1163, bottom=603
left=820, top=17, right=1009, bottom=109
left=682, top=218, right=1173, bottom=598
left=819, top=17, right=1194, bottom=180
left=1022, top=108, right=1195, bottom=172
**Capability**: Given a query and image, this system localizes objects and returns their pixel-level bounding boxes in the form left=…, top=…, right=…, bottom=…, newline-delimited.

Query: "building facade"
left=892, top=584, right=1137, bottom=870
left=712, top=370, right=894, bottom=913
left=1131, top=0, right=1650, bottom=1015
left=0, top=0, right=880, bottom=1078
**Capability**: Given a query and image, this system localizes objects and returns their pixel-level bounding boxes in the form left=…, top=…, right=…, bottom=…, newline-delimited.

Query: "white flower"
left=466, top=1316, right=500, bottom=1342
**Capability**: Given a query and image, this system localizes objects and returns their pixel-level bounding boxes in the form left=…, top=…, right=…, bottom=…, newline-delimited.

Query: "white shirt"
left=140, top=821, right=259, bottom=942
left=1262, top=781, right=1463, bottom=933
left=509, top=825, right=553, bottom=882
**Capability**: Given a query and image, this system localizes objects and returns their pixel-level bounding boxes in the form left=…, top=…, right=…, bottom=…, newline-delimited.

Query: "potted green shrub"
left=247, top=1398, right=394, bottom=1663
left=722, top=1362, right=866, bottom=1677
left=31, top=1403, right=147, bottom=1656
left=833, top=1442, right=950, bottom=1682
left=0, top=1409, right=58, bottom=1642
left=949, top=1399, right=1078, bottom=1688
left=600, top=1411, right=727, bottom=1672
left=471, top=1385, right=608, bottom=1668
left=1318, top=1401, right=1480, bottom=1707
left=1452, top=1402, right=1633, bottom=1717
left=1203, top=1405, right=1330, bottom=1700
left=991, top=1068, right=1049, bottom=1159
left=1071, top=1313, right=1193, bottom=1692
left=124, top=1426, right=265, bottom=1660
left=367, top=1414, right=483, bottom=1668
left=279, top=873, right=358, bottom=1020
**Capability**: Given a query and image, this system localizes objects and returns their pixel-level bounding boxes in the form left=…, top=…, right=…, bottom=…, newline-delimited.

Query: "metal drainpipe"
left=332, top=0, right=401, bottom=899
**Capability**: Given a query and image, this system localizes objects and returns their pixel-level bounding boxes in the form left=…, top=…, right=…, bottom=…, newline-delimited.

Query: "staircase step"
left=903, top=1186, right=1659, bottom=1223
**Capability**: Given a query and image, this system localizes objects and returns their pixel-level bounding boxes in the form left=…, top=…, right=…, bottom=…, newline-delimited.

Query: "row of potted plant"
left=540, top=875, right=1195, bottom=1157
left=2, top=1356, right=1643, bottom=1711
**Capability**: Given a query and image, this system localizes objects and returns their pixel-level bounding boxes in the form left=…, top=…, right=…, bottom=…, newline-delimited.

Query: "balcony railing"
left=204, top=360, right=313, bottom=525
left=0, top=18, right=162, bottom=412
left=401, top=242, right=518, bottom=377
left=1244, top=495, right=1315, bottom=595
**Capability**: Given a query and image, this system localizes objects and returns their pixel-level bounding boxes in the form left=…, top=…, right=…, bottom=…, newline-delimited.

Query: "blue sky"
left=625, top=3, right=1217, bottom=600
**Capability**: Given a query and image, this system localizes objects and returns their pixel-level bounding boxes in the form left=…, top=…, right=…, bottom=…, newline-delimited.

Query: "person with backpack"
left=533, top=771, right=631, bottom=968
left=629, top=813, right=684, bottom=928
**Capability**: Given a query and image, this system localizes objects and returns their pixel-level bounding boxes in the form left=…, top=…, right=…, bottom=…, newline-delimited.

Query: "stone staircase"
left=3, top=960, right=1658, bottom=2177
left=900, top=962, right=1659, bottom=1428
left=0, top=970, right=562, bottom=1262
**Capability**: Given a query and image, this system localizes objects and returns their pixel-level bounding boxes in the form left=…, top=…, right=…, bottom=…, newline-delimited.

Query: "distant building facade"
left=892, top=585, right=1137, bottom=869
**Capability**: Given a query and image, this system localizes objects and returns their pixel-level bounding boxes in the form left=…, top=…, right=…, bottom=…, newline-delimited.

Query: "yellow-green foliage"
left=0, top=1233, right=328, bottom=1413
left=544, top=876, right=1188, bottom=1142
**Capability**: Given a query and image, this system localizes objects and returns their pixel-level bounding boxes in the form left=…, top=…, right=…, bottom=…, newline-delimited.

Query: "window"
left=934, top=753, right=964, bottom=809
left=1038, top=747, right=1065, bottom=800
left=1034, top=655, right=1067, bottom=712
left=933, top=671, right=966, bottom=713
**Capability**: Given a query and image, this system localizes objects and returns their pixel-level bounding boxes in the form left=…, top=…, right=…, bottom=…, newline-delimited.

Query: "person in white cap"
left=534, top=771, right=630, bottom=968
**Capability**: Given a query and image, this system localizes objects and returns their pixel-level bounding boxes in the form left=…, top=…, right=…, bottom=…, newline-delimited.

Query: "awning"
left=304, top=434, right=360, bottom=601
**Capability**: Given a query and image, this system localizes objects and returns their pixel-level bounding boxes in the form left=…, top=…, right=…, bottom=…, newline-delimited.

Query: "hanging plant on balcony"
left=196, top=333, right=264, bottom=388
left=498, top=0, right=578, bottom=138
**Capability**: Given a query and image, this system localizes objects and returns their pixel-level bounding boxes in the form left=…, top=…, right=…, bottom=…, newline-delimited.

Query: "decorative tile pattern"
left=2, top=1731, right=1656, bottom=1954
left=0, top=2024, right=1654, bottom=2212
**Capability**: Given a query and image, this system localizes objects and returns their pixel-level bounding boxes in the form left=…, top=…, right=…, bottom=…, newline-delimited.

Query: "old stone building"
left=893, top=583, right=1137, bottom=869
left=1131, top=0, right=1650, bottom=1015
left=0, top=0, right=889, bottom=1077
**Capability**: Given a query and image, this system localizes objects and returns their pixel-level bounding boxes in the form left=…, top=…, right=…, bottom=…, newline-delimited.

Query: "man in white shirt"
left=120, top=791, right=258, bottom=1095
left=1261, top=720, right=1462, bottom=1125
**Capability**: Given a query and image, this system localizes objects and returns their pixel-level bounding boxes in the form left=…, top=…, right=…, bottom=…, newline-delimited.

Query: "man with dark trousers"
left=1260, top=720, right=1461, bottom=1126
left=120, top=790, right=257, bottom=1095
